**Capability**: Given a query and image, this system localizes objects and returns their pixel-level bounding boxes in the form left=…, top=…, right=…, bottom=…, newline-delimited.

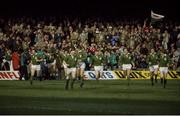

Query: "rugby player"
left=159, top=50, right=171, bottom=88
left=119, top=48, right=134, bottom=86
left=147, top=48, right=159, bottom=86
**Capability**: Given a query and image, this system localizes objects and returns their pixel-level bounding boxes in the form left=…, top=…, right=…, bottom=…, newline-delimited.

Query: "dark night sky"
left=0, top=0, right=179, bottom=19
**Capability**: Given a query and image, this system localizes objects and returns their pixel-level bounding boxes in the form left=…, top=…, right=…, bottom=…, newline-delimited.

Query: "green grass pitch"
left=0, top=79, right=180, bottom=114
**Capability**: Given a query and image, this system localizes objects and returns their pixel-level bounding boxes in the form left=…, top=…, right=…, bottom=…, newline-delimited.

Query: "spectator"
left=0, top=16, right=179, bottom=78
left=162, top=30, right=170, bottom=50
left=140, top=43, right=148, bottom=56
left=12, top=49, right=20, bottom=71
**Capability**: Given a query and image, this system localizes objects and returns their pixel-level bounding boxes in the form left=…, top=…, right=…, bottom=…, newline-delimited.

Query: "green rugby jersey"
left=147, top=53, right=159, bottom=66
left=92, top=54, right=104, bottom=66
left=31, top=54, right=38, bottom=65
left=31, top=51, right=45, bottom=65
left=66, top=55, right=78, bottom=68
left=159, top=54, right=171, bottom=67
left=119, top=53, right=132, bottom=64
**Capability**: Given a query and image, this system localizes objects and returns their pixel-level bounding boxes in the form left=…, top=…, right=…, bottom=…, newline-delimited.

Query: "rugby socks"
left=30, top=81, right=32, bottom=85
left=80, top=77, right=84, bottom=88
left=96, top=73, right=99, bottom=82
left=30, top=77, right=33, bottom=85
left=71, top=79, right=76, bottom=89
left=160, top=78, right=163, bottom=84
left=155, top=74, right=158, bottom=83
left=127, top=76, right=130, bottom=86
left=164, top=79, right=167, bottom=88
left=80, top=82, right=84, bottom=88
left=151, top=77, right=154, bottom=86
left=40, top=76, right=42, bottom=81
left=65, top=79, right=70, bottom=90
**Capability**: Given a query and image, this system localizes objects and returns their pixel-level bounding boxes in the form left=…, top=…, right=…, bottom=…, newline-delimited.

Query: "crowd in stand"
left=0, top=16, right=180, bottom=80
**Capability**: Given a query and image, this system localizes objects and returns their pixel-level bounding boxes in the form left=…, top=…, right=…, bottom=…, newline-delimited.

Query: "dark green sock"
left=164, top=79, right=167, bottom=88
left=161, top=78, right=163, bottom=84
left=65, top=79, right=70, bottom=90
left=80, top=78, right=84, bottom=88
left=30, top=80, right=33, bottom=85
left=30, top=77, right=33, bottom=85
left=71, top=79, right=76, bottom=89
left=155, top=74, right=158, bottom=83
left=151, top=77, right=154, bottom=86
left=127, top=76, right=130, bottom=86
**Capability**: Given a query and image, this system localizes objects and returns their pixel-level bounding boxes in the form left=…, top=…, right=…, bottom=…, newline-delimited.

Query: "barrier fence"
left=0, top=71, right=20, bottom=80
left=0, top=70, right=180, bottom=80
left=84, top=71, right=180, bottom=80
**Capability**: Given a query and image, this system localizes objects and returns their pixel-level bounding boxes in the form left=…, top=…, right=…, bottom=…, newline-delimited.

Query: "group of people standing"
left=0, top=16, right=179, bottom=89
left=27, top=45, right=171, bottom=89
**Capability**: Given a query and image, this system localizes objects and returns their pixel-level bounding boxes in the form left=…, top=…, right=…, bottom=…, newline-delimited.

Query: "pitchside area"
left=0, top=80, right=180, bottom=114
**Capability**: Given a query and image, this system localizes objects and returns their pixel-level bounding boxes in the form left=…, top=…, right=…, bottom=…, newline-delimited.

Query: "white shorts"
left=149, top=65, right=159, bottom=72
left=122, top=64, right=132, bottom=70
left=67, top=67, right=76, bottom=75
left=66, top=67, right=76, bottom=79
left=79, top=62, right=86, bottom=69
left=94, top=66, right=103, bottom=72
left=159, top=67, right=168, bottom=74
left=31, top=64, right=41, bottom=71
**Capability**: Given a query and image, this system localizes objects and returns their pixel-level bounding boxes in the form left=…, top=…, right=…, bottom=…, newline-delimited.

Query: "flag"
left=151, top=10, right=164, bottom=20
left=151, top=10, right=165, bottom=27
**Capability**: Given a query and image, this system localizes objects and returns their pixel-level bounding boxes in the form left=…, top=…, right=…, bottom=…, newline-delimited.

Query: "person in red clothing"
left=12, top=49, right=20, bottom=71
left=87, top=43, right=97, bottom=55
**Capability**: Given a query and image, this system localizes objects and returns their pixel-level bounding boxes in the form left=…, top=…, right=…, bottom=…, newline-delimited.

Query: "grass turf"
left=0, top=79, right=180, bottom=114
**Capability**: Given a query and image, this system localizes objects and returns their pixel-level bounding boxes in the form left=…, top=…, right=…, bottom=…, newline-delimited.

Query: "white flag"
left=151, top=10, right=164, bottom=20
